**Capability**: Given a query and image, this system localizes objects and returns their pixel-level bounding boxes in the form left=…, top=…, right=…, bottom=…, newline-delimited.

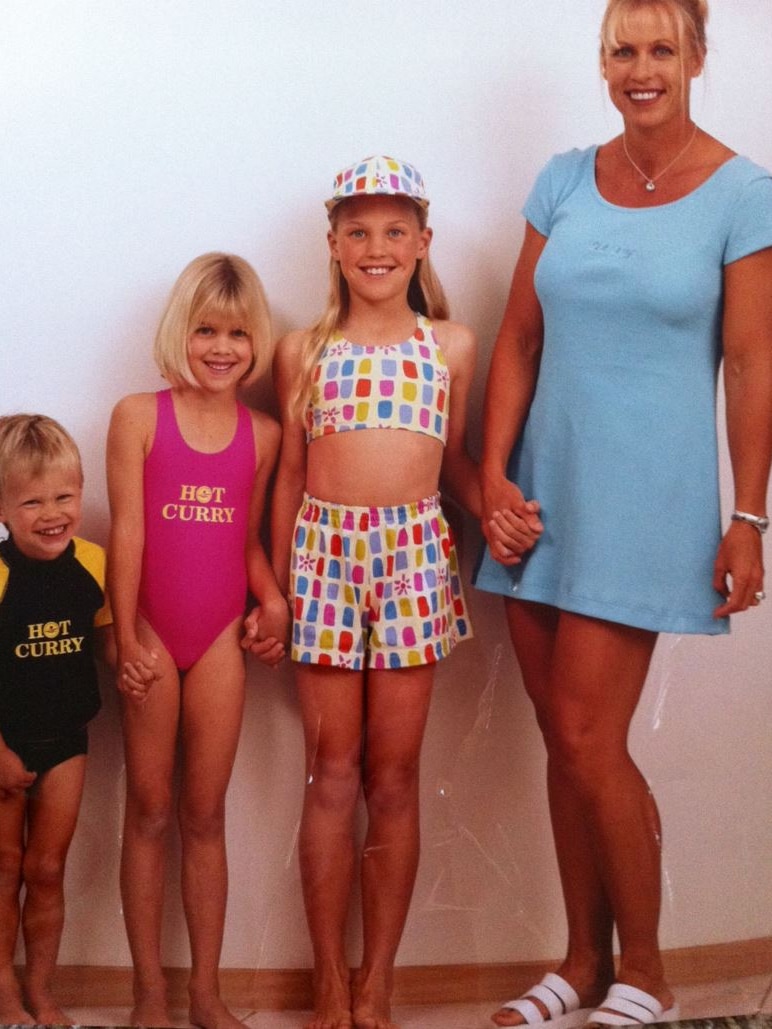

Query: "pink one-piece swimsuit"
left=137, top=389, right=256, bottom=671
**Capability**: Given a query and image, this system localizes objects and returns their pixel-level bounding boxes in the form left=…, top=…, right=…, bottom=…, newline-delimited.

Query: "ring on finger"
left=754, top=590, right=766, bottom=603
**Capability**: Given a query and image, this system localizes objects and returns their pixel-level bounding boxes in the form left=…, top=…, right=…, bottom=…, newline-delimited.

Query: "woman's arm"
left=105, top=393, right=159, bottom=699
left=713, top=246, right=772, bottom=616
left=270, top=331, right=310, bottom=596
left=480, top=222, right=547, bottom=564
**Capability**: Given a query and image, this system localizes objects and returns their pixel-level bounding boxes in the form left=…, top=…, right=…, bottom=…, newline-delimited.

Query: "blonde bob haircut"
left=289, top=198, right=449, bottom=421
left=601, top=0, right=708, bottom=65
left=153, top=252, right=273, bottom=389
left=0, top=414, right=83, bottom=501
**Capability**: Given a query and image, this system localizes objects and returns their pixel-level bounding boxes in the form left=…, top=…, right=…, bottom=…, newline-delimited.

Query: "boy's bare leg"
left=21, top=755, right=86, bottom=1025
left=0, top=791, right=33, bottom=1024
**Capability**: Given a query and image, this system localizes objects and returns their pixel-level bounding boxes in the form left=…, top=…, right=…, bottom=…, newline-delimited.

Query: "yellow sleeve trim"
left=73, top=536, right=113, bottom=627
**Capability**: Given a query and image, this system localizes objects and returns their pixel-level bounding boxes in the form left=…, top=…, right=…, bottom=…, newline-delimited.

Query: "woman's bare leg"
left=494, top=602, right=666, bottom=1026
left=545, top=611, right=669, bottom=1009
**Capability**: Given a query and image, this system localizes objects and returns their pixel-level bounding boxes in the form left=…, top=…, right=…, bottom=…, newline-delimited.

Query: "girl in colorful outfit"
left=107, top=253, right=289, bottom=1029
left=476, top=1, right=772, bottom=1027
left=270, top=156, right=480, bottom=1029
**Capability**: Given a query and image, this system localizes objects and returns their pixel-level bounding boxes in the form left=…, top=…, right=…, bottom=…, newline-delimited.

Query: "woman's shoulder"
left=535, top=144, right=596, bottom=186
left=525, top=146, right=595, bottom=227
left=715, top=153, right=772, bottom=189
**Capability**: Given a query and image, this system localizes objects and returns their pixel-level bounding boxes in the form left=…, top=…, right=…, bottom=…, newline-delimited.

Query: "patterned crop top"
left=306, top=314, right=449, bottom=444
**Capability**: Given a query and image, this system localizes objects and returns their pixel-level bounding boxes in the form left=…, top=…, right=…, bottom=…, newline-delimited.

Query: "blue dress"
left=474, top=147, right=772, bottom=634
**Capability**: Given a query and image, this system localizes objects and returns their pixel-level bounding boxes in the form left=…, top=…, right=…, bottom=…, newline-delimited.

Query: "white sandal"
left=493, top=972, right=594, bottom=1028
left=587, top=983, right=679, bottom=1026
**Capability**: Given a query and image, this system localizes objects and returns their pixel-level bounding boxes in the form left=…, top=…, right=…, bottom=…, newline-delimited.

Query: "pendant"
left=645, top=181, right=656, bottom=192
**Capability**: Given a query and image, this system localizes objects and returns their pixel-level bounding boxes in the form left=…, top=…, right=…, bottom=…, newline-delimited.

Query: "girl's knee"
left=178, top=797, right=226, bottom=842
left=305, top=755, right=361, bottom=811
left=363, top=760, right=419, bottom=816
left=22, top=849, right=66, bottom=893
left=126, top=789, right=174, bottom=840
left=0, top=844, right=23, bottom=892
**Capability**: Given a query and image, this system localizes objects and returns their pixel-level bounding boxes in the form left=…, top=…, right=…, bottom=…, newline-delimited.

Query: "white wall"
left=1, top=0, right=770, bottom=970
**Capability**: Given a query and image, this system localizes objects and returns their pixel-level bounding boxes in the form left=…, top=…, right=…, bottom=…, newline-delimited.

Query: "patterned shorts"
left=290, top=493, right=472, bottom=669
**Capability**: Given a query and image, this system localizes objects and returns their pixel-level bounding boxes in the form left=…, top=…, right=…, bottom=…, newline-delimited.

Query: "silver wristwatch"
left=731, top=510, right=770, bottom=534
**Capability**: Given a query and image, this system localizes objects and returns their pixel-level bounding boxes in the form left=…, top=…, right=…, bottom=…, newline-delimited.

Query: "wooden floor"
left=37, top=974, right=772, bottom=1028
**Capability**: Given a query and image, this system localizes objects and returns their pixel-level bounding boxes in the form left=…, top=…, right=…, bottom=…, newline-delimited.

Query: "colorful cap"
left=325, top=155, right=429, bottom=212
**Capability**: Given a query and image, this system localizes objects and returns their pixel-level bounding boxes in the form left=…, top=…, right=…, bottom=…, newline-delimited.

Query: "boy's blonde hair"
left=289, top=200, right=449, bottom=421
left=601, top=0, right=708, bottom=71
left=154, top=252, right=273, bottom=388
left=0, top=414, right=83, bottom=501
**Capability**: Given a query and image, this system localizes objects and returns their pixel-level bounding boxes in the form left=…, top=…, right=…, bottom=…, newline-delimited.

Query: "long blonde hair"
left=289, top=201, right=449, bottom=422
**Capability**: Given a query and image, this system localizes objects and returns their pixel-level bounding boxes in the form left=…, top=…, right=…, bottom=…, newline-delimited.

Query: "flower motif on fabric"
left=337, top=655, right=354, bottom=668
left=393, top=574, right=412, bottom=596
left=437, top=367, right=450, bottom=389
left=297, top=554, right=316, bottom=572
left=322, top=407, right=340, bottom=426
left=327, top=343, right=349, bottom=358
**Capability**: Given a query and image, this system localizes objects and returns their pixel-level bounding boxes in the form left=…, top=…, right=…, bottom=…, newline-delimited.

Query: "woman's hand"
left=482, top=470, right=543, bottom=566
left=713, top=520, right=765, bottom=617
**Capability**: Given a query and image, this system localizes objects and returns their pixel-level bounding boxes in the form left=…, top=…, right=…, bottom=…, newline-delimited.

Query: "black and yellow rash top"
left=0, top=535, right=111, bottom=743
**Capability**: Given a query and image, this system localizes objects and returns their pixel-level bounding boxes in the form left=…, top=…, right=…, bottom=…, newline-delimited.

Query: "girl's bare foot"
left=131, top=991, right=173, bottom=1027
left=0, top=968, right=35, bottom=1025
left=28, top=999, right=73, bottom=1026
left=189, top=988, right=246, bottom=1029
left=351, top=971, right=398, bottom=1029
left=306, top=964, right=353, bottom=1029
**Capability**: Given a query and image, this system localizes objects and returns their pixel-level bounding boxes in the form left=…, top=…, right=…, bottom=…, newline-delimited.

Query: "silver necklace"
left=622, top=124, right=698, bottom=192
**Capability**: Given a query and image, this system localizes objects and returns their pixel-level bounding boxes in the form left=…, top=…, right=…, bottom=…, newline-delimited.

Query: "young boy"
left=0, top=413, right=112, bottom=1024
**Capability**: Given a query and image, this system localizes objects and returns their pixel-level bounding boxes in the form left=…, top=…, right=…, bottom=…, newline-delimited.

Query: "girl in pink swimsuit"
left=107, top=253, right=289, bottom=1029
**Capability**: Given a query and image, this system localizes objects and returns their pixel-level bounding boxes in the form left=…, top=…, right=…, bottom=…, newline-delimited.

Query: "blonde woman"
left=476, top=2, right=772, bottom=1026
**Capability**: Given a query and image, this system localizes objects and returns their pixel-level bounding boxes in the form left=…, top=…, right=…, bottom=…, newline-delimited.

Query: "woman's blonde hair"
left=289, top=200, right=449, bottom=421
left=153, top=252, right=273, bottom=388
left=601, top=0, right=708, bottom=69
left=0, top=414, right=82, bottom=501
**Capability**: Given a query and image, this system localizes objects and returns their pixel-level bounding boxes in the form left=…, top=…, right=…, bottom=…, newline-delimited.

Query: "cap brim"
left=325, top=191, right=429, bottom=213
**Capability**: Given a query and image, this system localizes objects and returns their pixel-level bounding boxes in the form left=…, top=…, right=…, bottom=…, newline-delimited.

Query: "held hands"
left=713, top=520, right=765, bottom=618
left=0, top=745, right=37, bottom=798
left=482, top=472, right=543, bottom=566
left=118, top=642, right=161, bottom=704
left=241, top=599, right=290, bottom=668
